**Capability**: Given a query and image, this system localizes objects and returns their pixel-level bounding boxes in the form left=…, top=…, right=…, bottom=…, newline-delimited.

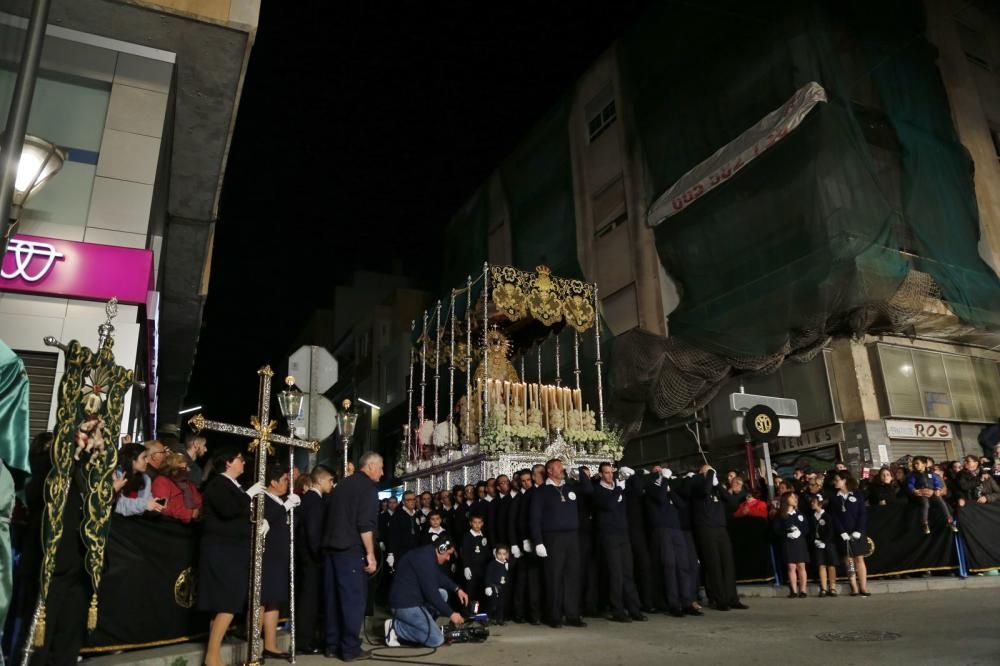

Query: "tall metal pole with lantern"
left=277, top=377, right=305, bottom=664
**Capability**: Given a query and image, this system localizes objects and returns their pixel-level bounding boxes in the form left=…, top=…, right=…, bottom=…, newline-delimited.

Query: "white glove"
left=511, top=545, right=522, bottom=559
left=616, top=480, right=626, bottom=489
left=814, top=539, right=825, bottom=549
left=485, top=587, right=493, bottom=597
left=386, top=553, right=395, bottom=569
left=535, top=544, right=548, bottom=558
left=464, top=567, right=472, bottom=581
left=379, top=541, right=386, bottom=550
left=660, top=468, right=672, bottom=479
left=523, top=539, right=532, bottom=553
left=851, top=531, right=861, bottom=540
left=840, top=532, right=850, bottom=542
left=246, top=481, right=266, bottom=498
left=283, top=494, right=301, bottom=511
left=569, top=468, right=580, bottom=481
left=260, top=519, right=270, bottom=538
left=619, top=466, right=635, bottom=479
left=788, top=527, right=801, bottom=540
left=711, top=470, right=719, bottom=487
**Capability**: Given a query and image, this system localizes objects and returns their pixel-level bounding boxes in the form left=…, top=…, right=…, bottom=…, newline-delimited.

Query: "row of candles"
left=479, top=378, right=587, bottom=427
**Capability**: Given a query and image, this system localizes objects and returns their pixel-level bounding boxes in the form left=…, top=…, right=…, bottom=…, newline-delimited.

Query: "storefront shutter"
left=15, top=350, right=58, bottom=439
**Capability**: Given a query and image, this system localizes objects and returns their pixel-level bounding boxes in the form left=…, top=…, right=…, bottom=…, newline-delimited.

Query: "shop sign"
left=1, top=234, right=152, bottom=305
left=772, top=423, right=845, bottom=453
left=885, top=419, right=951, bottom=440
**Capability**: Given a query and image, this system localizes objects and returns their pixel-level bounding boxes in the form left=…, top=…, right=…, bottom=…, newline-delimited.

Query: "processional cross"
left=188, top=365, right=318, bottom=666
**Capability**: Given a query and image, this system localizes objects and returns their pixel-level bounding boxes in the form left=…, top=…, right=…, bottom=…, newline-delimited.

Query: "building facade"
left=441, top=0, right=1000, bottom=476
left=0, top=0, right=258, bottom=439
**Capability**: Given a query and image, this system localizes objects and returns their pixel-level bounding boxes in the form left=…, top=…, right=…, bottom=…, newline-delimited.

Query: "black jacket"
left=388, top=545, right=458, bottom=616
left=591, top=481, right=629, bottom=533
left=530, top=482, right=581, bottom=544
left=687, top=470, right=732, bottom=530
left=298, top=489, right=326, bottom=562
left=388, top=509, right=421, bottom=558
left=201, top=474, right=251, bottom=545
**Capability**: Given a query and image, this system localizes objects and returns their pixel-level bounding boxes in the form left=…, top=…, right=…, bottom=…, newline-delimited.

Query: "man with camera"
left=957, top=455, right=1000, bottom=506
left=385, top=539, right=469, bottom=648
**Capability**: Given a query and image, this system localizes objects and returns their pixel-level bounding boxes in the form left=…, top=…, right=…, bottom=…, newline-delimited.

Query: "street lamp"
left=337, top=398, right=358, bottom=476
left=1, top=134, right=65, bottom=222
left=276, top=376, right=304, bottom=664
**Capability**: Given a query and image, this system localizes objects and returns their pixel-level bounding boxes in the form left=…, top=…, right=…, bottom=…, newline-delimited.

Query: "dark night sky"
left=186, top=1, right=649, bottom=423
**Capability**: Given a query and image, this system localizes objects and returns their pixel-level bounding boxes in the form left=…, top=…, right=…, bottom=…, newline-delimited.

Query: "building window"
left=15, top=350, right=58, bottom=438
left=602, top=283, right=639, bottom=335
left=593, top=175, right=627, bottom=236
left=585, top=85, right=617, bottom=143
left=877, top=344, right=999, bottom=420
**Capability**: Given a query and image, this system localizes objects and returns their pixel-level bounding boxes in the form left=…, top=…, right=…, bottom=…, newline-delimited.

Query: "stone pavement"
left=82, top=576, right=1000, bottom=666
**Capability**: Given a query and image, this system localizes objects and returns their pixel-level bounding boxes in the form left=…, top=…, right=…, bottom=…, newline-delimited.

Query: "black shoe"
left=513, top=616, right=525, bottom=624
left=609, top=614, right=631, bottom=623
left=630, top=613, right=649, bottom=622
left=641, top=606, right=657, bottom=614
left=827, top=588, right=838, bottom=597
left=263, top=649, right=291, bottom=660
left=715, top=604, right=731, bottom=611
left=667, top=608, right=685, bottom=618
left=343, top=649, right=373, bottom=662
left=798, top=592, right=807, bottom=599
left=323, top=649, right=339, bottom=659
left=300, top=647, right=321, bottom=655
left=548, top=622, right=563, bottom=629
left=530, top=619, right=542, bottom=626
left=859, top=591, right=872, bottom=597
left=566, top=618, right=587, bottom=628
left=787, top=592, right=797, bottom=599
left=683, top=607, right=703, bottom=616
left=731, top=602, right=749, bottom=610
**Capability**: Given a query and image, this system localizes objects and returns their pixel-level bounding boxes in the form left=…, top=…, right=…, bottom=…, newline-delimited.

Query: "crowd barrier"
left=37, top=501, right=1000, bottom=653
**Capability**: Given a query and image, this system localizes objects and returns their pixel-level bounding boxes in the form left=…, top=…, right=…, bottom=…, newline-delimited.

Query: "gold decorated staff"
left=188, top=366, right=318, bottom=666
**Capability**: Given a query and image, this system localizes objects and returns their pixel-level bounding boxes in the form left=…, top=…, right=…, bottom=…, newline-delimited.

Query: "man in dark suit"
left=296, top=465, right=335, bottom=654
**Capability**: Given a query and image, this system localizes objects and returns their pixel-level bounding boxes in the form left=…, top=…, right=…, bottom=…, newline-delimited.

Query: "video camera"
left=442, top=603, right=490, bottom=643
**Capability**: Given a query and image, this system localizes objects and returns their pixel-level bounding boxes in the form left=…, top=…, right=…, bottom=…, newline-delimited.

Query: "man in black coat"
left=509, top=468, right=541, bottom=624
left=296, top=465, right=335, bottom=654
left=688, top=465, right=747, bottom=612
left=623, top=468, right=655, bottom=612
left=592, top=463, right=646, bottom=622
left=530, top=459, right=591, bottom=628
left=386, top=491, right=421, bottom=570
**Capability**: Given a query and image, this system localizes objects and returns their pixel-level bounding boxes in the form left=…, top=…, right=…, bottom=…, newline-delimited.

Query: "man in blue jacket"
left=385, top=540, right=469, bottom=648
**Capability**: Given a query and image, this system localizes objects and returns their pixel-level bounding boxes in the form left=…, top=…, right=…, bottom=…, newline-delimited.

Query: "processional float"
left=398, top=263, right=623, bottom=492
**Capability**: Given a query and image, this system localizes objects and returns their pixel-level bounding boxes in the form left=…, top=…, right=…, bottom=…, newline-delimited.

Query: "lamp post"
left=337, top=399, right=358, bottom=476
left=277, top=377, right=304, bottom=664
left=0, top=0, right=56, bottom=249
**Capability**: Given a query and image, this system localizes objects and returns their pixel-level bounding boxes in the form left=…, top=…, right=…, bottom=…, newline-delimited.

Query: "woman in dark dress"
left=773, top=491, right=809, bottom=598
left=199, top=450, right=264, bottom=666
left=260, top=460, right=299, bottom=659
left=829, top=471, right=870, bottom=597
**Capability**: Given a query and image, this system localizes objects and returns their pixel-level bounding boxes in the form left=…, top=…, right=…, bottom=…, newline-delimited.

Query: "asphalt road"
left=296, top=590, right=1000, bottom=666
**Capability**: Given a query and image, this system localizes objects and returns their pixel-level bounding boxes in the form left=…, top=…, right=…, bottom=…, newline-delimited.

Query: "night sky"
left=186, top=1, right=649, bottom=424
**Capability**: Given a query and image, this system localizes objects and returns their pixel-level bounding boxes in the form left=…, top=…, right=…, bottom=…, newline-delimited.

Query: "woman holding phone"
left=113, top=442, right=165, bottom=516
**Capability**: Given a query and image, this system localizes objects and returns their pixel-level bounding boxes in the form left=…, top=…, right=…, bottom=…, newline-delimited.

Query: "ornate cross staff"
left=188, top=365, right=318, bottom=666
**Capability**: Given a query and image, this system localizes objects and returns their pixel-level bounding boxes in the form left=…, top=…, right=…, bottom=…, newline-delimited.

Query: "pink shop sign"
left=0, top=235, right=153, bottom=305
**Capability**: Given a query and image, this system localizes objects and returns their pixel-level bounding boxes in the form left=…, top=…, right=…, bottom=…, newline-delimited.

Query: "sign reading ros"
left=885, top=419, right=952, bottom=441
left=0, top=234, right=152, bottom=305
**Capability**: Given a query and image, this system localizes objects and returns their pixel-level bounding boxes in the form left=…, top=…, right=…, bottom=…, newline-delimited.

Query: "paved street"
left=294, top=589, right=999, bottom=666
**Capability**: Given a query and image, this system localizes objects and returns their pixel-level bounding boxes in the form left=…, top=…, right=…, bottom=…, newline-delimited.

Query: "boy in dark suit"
left=297, top=465, right=335, bottom=654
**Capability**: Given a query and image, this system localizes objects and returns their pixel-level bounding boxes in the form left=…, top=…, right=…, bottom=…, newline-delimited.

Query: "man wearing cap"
left=384, top=540, right=469, bottom=648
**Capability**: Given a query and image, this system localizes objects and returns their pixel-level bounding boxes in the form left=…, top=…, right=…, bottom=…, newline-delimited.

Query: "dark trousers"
left=502, top=560, right=517, bottom=619
left=484, top=585, right=506, bottom=623
left=916, top=495, right=952, bottom=525
left=514, top=552, right=542, bottom=622
left=599, top=531, right=641, bottom=617
left=28, top=572, right=89, bottom=666
left=652, top=527, right=695, bottom=611
left=296, top=557, right=323, bottom=650
left=323, top=549, right=367, bottom=659
left=695, top=527, right=738, bottom=607
left=682, top=529, right=701, bottom=602
left=629, top=528, right=654, bottom=610
left=579, top=530, right=598, bottom=615
left=541, top=531, right=580, bottom=624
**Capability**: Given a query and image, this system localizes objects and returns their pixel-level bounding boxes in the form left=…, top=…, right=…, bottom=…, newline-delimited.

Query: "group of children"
left=772, top=470, right=871, bottom=598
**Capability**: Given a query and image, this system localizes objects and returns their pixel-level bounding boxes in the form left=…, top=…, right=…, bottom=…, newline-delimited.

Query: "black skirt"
left=262, top=498, right=291, bottom=606
left=813, top=539, right=840, bottom=566
left=198, top=539, right=250, bottom=614
left=782, top=535, right=810, bottom=564
left=835, top=532, right=868, bottom=558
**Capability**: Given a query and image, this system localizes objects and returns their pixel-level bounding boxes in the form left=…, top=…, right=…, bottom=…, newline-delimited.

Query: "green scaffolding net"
left=611, top=0, right=1000, bottom=425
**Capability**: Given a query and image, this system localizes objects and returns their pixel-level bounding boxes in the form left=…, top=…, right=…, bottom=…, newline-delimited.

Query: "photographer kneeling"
left=385, top=539, right=469, bottom=647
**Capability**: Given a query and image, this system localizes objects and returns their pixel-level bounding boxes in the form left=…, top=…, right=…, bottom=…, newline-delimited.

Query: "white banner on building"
left=647, top=81, right=828, bottom=227
left=885, top=419, right=952, bottom=441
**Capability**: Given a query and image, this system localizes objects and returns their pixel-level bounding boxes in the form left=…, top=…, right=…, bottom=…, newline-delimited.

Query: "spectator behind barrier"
left=114, top=442, right=164, bottom=517
left=867, top=467, right=903, bottom=508
left=151, top=452, right=203, bottom=523
left=905, top=457, right=956, bottom=535
left=956, top=455, right=1000, bottom=508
